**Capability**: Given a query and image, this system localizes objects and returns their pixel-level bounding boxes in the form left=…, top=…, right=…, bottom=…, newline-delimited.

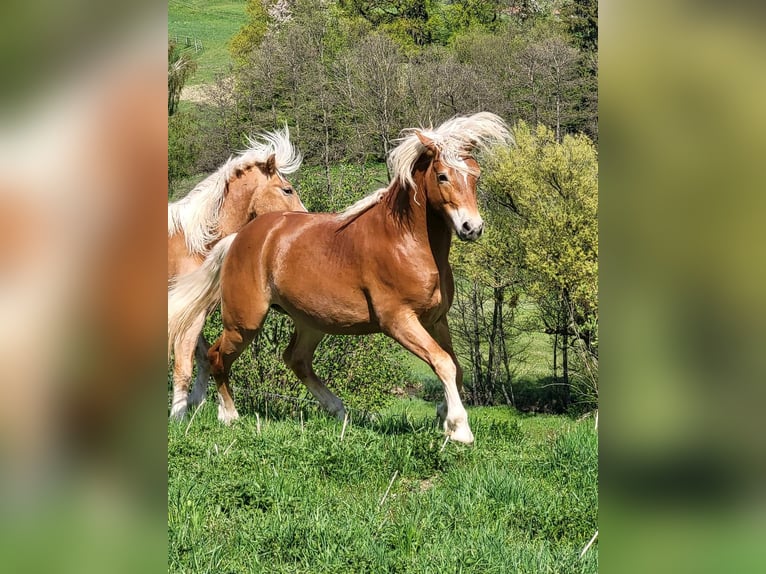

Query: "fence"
left=172, top=34, right=204, bottom=53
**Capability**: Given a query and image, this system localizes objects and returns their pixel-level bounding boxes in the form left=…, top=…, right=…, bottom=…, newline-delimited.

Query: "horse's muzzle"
left=457, top=220, right=484, bottom=241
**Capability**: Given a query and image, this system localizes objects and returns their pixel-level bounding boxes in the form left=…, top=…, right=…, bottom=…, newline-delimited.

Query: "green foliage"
left=168, top=40, right=197, bottom=116
left=483, top=121, right=598, bottom=404
left=486, top=121, right=598, bottom=320
left=202, top=308, right=407, bottom=415
left=339, top=0, right=505, bottom=48
left=168, top=110, right=201, bottom=188
left=561, top=0, right=598, bottom=52
left=228, top=0, right=270, bottom=64
left=168, top=401, right=598, bottom=572
left=293, top=162, right=389, bottom=213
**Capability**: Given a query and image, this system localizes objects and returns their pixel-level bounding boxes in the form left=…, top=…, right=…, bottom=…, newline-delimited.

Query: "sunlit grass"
left=168, top=0, right=247, bottom=84
left=169, top=399, right=597, bottom=573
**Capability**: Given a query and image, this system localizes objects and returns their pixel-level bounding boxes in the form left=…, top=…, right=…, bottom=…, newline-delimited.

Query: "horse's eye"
left=437, top=173, right=449, bottom=183
left=282, top=187, right=294, bottom=195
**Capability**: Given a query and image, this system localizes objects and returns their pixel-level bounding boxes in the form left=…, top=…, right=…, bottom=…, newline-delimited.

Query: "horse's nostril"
left=462, top=221, right=472, bottom=232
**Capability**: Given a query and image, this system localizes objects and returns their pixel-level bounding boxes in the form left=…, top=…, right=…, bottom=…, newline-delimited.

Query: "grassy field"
left=169, top=398, right=597, bottom=573
left=169, top=0, right=247, bottom=84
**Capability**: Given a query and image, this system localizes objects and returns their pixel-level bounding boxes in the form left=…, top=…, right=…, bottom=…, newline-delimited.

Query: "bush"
left=203, top=310, right=408, bottom=415
left=168, top=110, right=200, bottom=188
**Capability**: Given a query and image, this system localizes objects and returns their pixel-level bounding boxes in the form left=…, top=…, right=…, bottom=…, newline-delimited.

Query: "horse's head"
left=227, top=153, right=307, bottom=226
left=416, top=132, right=484, bottom=241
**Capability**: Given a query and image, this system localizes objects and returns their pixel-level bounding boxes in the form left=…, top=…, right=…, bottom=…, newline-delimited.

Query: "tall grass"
left=169, top=399, right=597, bottom=573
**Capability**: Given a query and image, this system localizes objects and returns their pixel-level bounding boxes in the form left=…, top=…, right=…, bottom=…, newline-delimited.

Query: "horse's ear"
left=264, top=153, right=277, bottom=176
left=415, top=131, right=438, bottom=158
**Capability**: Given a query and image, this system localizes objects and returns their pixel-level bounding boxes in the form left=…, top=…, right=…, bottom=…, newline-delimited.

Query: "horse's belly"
left=273, top=289, right=379, bottom=335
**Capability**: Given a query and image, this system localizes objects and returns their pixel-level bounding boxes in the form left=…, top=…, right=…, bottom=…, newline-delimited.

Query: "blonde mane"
left=338, top=113, right=510, bottom=222
left=168, top=126, right=302, bottom=254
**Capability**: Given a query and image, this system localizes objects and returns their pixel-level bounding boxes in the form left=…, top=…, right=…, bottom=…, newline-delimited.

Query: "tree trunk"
left=471, top=282, right=484, bottom=404
left=322, top=104, right=332, bottom=198
left=562, top=289, right=571, bottom=407
left=487, top=286, right=502, bottom=405
left=562, top=332, right=570, bottom=407
left=498, top=298, right=514, bottom=407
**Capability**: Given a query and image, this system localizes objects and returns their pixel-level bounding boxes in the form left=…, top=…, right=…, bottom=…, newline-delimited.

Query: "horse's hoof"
left=449, top=424, right=475, bottom=445
left=217, top=405, right=240, bottom=425
left=169, top=403, right=187, bottom=420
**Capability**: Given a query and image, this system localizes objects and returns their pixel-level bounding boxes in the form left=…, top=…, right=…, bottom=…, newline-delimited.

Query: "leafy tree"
left=484, top=121, right=598, bottom=405
left=229, top=0, right=271, bottom=65
left=450, top=220, right=523, bottom=406
left=168, top=111, right=201, bottom=189
left=560, top=0, right=598, bottom=52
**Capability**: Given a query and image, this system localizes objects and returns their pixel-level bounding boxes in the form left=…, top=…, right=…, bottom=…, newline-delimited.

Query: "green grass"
left=169, top=398, right=598, bottom=573
left=169, top=0, right=248, bottom=84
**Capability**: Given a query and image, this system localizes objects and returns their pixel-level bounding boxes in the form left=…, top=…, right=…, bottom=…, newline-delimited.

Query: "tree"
left=450, top=220, right=523, bottom=406
left=168, top=40, right=197, bottom=116
left=341, top=32, right=409, bottom=164
left=561, top=0, right=598, bottom=52
left=512, top=29, right=584, bottom=141
left=484, top=121, right=598, bottom=405
left=229, top=0, right=271, bottom=65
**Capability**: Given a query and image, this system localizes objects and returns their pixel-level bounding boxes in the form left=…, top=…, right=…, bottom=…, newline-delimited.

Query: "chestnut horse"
left=168, top=127, right=306, bottom=419
left=168, top=113, right=509, bottom=443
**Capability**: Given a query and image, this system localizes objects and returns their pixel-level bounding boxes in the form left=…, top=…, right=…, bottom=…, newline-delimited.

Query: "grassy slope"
left=168, top=0, right=247, bottom=84
left=169, top=399, right=598, bottom=573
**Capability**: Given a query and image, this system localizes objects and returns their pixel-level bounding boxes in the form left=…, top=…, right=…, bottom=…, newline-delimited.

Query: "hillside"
left=168, top=0, right=247, bottom=84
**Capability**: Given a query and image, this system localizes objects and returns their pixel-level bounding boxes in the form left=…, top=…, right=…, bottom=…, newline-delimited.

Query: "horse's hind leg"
left=187, top=334, right=211, bottom=407
left=207, top=323, right=259, bottom=424
left=208, top=290, right=273, bottom=424
left=170, top=311, right=206, bottom=419
left=283, top=325, right=345, bottom=420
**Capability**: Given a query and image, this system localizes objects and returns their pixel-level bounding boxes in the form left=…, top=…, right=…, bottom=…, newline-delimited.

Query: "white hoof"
left=444, top=412, right=474, bottom=445
left=449, top=424, right=475, bottom=445
left=169, top=400, right=188, bottom=420
left=217, top=403, right=239, bottom=425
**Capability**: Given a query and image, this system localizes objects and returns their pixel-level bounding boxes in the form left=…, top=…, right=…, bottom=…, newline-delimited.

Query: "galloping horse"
left=168, top=127, right=306, bottom=419
left=168, top=113, right=509, bottom=443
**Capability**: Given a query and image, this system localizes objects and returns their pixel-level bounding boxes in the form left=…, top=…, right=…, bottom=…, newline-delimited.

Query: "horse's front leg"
left=428, top=316, right=463, bottom=427
left=385, top=313, right=473, bottom=445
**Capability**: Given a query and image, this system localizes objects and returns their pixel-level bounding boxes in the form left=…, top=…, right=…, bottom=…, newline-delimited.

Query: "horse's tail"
left=168, top=234, right=237, bottom=358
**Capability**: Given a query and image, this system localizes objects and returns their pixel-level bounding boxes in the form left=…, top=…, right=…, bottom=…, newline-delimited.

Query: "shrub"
left=203, top=310, right=407, bottom=415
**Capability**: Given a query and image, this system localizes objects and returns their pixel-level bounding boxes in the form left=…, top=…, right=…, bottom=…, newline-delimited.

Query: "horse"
left=168, top=127, right=306, bottom=419
left=168, top=113, right=510, bottom=444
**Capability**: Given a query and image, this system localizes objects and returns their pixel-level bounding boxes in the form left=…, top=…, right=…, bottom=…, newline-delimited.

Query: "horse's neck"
left=425, top=204, right=453, bottom=267
left=217, top=184, right=251, bottom=237
left=387, top=174, right=452, bottom=269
